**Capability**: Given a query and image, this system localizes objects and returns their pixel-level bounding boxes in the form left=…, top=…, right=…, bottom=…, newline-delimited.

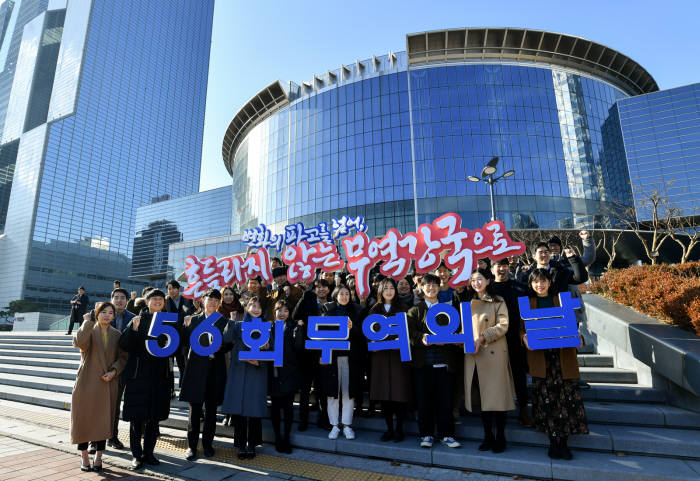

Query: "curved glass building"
left=223, top=28, right=658, bottom=236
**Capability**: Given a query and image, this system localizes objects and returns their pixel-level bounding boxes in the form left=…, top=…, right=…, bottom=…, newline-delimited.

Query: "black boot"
left=479, top=411, right=495, bottom=451
left=492, top=412, right=506, bottom=453
left=548, top=436, right=562, bottom=459
left=560, top=436, right=573, bottom=460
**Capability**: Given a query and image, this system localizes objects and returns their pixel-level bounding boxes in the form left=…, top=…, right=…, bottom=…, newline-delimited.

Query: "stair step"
left=0, top=338, right=74, bottom=346
left=582, top=383, right=666, bottom=403
left=0, top=362, right=77, bottom=380
left=0, top=372, right=74, bottom=394
left=580, top=367, right=637, bottom=384
left=0, top=343, right=76, bottom=352
left=578, top=354, right=614, bottom=367
left=0, top=349, right=81, bottom=360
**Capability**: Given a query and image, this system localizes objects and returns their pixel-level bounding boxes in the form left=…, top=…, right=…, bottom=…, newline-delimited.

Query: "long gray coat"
left=70, top=320, right=127, bottom=444
left=220, top=316, right=268, bottom=418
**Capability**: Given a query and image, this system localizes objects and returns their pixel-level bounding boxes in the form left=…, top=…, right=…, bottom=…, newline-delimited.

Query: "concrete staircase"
left=0, top=332, right=699, bottom=481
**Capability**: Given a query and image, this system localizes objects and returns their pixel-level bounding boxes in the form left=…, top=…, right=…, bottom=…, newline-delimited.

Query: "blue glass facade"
left=618, top=83, right=700, bottom=219
left=229, top=53, right=635, bottom=238
left=0, top=0, right=214, bottom=313
left=133, top=186, right=233, bottom=282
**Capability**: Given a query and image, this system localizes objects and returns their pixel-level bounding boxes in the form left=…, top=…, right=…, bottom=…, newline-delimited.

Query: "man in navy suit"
left=165, top=280, right=193, bottom=379
left=109, top=287, right=135, bottom=449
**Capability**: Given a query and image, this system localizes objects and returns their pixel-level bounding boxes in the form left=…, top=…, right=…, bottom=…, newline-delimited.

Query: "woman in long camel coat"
left=462, top=268, right=515, bottom=454
left=71, top=301, right=128, bottom=472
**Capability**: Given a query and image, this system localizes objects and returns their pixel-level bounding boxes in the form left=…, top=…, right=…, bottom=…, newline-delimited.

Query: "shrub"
left=589, top=262, right=700, bottom=337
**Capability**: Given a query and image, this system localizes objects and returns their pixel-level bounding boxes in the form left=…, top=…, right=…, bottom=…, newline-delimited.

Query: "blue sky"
left=198, top=0, right=700, bottom=191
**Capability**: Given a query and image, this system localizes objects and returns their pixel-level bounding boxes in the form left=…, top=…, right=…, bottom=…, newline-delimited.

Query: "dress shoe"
left=518, top=407, right=533, bottom=427
left=203, top=445, right=215, bottom=457
left=143, top=454, right=160, bottom=466
left=393, top=431, right=405, bottom=443
left=492, top=436, right=506, bottom=453
left=185, top=448, right=197, bottom=461
left=80, top=464, right=91, bottom=472
left=108, top=437, right=125, bottom=449
left=275, top=439, right=284, bottom=453
left=92, top=463, right=102, bottom=472
left=237, top=447, right=247, bottom=459
left=380, top=431, right=394, bottom=442
left=560, top=438, right=573, bottom=460
left=478, top=438, right=493, bottom=451
left=131, top=457, right=144, bottom=470
left=246, top=447, right=256, bottom=459
left=282, top=440, right=293, bottom=454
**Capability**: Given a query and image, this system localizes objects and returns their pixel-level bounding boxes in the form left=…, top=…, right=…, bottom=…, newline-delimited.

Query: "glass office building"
left=132, top=186, right=235, bottom=284
left=223, top=29, right=658, bottom=239
left=617, top=83, right=700, bottom=219
left=0, top=0, right=214, bottom=313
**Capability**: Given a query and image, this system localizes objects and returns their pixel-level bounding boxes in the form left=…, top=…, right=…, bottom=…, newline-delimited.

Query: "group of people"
left=69, top=231, right=595, bottom=472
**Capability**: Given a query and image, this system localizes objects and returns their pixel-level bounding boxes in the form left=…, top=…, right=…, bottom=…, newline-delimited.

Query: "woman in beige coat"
left=462, top=268, right=515, bottom=454
left=71, top=301, right=127, bottom=472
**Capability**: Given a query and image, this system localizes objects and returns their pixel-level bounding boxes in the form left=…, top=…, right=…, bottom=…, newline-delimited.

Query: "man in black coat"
left=165, top=279, right=193, bottom=377
left=66, top=287, right=89, bottom=335
left=516, top=242, right=588, bottom=293
left=292, top=279, right=333, bottom=431
left=179, top=288, right=229, bottom=461
left=490, top=259, right=532, bottom=427
left=119, top=289, right=171, bottom=470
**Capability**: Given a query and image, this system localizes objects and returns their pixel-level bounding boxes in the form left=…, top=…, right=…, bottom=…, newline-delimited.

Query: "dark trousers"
left=232, top=415, right=262, bottom=449
left=299, top=356, right=327, bottom=425
left=413, top=366, right=454, bottom=438
left=507, top=339, right=529, bottom=408
left=78, top=440, right=105, bottom=451
left=187, top=367, right=218, bottom=451
left=270, top=394, right=294, bottom=441
left=67, top=314, right=83, bottom=335
left=112, top=380, right=126, bottom=439
left=129, top=419, right=158, bottom=458
left=380, top=400, right=406, bottom=433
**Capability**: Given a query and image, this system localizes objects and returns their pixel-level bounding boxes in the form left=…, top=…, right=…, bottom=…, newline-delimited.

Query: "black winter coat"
left=490, top=279, right=528, bottom=344
left=516, top=256, right=588, bottom=294
left=267, top=319, right=302, bottom=397
left=319, top=301, right=366, bottom=400
left=178, top=312, right=229, bottom=405
left=118, top=311, right=171, bottom=422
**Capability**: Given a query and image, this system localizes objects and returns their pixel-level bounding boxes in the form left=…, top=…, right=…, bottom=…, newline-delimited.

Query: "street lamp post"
left=467, top=157, right=515, bottom=222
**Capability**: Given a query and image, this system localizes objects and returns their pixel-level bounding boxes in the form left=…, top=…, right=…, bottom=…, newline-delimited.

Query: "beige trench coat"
left=70, top=320, right=127, bottom=444
left=464, top=294, right=516, bottom=412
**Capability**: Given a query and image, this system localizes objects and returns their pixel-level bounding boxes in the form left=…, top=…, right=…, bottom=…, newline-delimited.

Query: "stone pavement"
left=0, top=400, right=532, bottom=481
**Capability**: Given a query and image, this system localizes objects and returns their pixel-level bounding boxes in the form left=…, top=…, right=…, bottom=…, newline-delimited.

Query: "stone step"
left=0, top=337, right=75, bottom=346
left=1, top=384, right=699, bottom=464
left=0, top=348, right=81, bottom=360
left=580, top=367, right=637, bottom=384
left=583, top=383, right=666, bottom=403
left=0, top=372, right=74, bottom=394
left=0, top=362, right=77, bottom=380
left=2, top=399, right=698, bottom=481
left=578, top=354, right=614, bottom=367
left=0, top=343, right=76, bottom=352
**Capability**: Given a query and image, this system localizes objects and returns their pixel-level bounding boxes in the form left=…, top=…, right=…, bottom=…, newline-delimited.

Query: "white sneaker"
left=328, top=425, right=341, bottom=440
left=342, top=426, right=355, bottom=439
left=420, top=436, right=433, bottom=448
left=441, top=436, right=461, bottom=448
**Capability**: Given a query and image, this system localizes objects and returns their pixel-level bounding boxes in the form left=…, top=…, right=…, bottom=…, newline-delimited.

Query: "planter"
left=583, top=294, right=700, bottom=413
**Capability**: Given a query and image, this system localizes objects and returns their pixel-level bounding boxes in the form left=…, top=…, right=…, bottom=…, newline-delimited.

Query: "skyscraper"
left=0, top=0, right=214, bottom=313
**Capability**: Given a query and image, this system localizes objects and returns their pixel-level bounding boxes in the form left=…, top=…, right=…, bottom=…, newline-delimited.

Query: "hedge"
left=588, top=262, right=700, bottom=337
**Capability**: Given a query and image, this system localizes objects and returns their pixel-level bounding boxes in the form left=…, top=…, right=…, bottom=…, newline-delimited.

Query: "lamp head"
left=467, top=176, right=481, bottom=183
left=503, top=169, right=515, bottom=178
left=480, top=156, right=499, bottom=177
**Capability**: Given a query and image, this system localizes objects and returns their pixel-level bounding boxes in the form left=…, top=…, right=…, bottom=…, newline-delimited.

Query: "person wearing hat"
left=67, top=287, right=89, bottom=335
left=270, top=266, right=303, bottom=309
left=118, top=289, right=171, bottom=470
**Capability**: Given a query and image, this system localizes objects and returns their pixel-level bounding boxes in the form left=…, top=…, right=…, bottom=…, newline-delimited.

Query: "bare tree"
left=510, top=229, right=545, bottom=264
left=609, top=185, right=674, bottom=265
left=595, top=230, right=625, bottom=271
left=668, top=208, right=700, bottom=264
